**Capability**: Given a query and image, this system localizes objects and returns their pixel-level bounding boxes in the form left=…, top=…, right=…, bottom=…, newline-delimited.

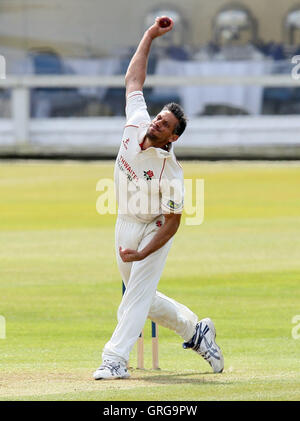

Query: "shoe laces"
left=183, top=322, right=220, bottom=361
left=182, top=321, right=207, bottom=350
left=99, top=360, right=125, bottom=376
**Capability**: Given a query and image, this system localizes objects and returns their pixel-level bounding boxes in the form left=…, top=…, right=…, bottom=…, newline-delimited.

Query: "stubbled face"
left=147, top=110, right=179, bottom=144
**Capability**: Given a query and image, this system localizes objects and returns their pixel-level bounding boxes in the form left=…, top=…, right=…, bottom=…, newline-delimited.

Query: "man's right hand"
left=147, top=16, right=174, bottom=39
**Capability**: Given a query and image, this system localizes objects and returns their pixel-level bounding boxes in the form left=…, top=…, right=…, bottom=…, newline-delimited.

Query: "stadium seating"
left=30, top=49, right=88, bottom=117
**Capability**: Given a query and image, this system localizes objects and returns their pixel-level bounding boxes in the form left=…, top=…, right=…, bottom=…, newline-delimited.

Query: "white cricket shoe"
left=93, top=359, right=130, bottom=380
left=183, top=317, right=224, bottom=373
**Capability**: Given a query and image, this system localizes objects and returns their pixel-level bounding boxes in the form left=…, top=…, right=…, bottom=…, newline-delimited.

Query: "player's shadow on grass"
left=133, top=371, right=230, bottom=385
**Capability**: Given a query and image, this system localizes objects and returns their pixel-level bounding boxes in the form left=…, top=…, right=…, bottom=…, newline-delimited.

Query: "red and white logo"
left=143, top=170, right=154, bottom=180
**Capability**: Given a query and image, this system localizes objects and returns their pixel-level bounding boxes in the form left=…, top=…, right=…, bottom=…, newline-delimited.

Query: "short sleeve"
left=160, top=171, right=184, bottom=214
left=125, top=91, right=150, bottom=126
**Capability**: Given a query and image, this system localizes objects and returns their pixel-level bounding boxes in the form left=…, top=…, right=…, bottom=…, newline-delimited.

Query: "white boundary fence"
left=1, top=74, right=300, bottom=158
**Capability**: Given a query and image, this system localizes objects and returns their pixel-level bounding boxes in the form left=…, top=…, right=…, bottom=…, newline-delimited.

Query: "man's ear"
left=169, top=134, right=179, bottom=143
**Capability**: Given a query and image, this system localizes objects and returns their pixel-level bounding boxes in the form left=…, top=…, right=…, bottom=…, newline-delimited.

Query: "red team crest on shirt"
left=143, top=170, right=154, bottom=180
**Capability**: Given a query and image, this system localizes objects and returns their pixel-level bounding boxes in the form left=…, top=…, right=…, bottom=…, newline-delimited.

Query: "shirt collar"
left=138, top=140, right=173, bottom=159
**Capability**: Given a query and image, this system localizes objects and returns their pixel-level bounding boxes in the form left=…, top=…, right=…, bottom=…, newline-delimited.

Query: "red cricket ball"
left=159, top=17, right=172, bottom=28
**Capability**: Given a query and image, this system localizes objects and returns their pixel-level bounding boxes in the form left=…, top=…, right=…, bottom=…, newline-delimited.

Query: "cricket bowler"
left=93, top=17, right=224, bottom=380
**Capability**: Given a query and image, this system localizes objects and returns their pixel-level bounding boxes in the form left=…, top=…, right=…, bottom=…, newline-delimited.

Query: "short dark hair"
left=163, top=103, right=187, bottom=137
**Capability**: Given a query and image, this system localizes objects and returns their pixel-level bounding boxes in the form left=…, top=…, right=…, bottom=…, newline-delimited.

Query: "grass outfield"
left=0, top=160, right=300, bottom=401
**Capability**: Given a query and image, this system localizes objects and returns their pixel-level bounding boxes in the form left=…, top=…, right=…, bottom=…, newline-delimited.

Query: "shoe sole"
left=94, top=374, right=130, bottom=380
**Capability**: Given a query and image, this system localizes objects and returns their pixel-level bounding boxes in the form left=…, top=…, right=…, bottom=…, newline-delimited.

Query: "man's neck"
left=141, top=136, right=170, bottom=151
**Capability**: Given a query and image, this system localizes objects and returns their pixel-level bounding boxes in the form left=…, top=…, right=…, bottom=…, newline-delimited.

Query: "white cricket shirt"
left=114, top=90, right=184, bottom=224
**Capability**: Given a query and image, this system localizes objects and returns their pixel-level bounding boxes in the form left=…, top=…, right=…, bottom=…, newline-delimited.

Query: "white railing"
left=1, top=74, right=300, bottom=154
left=3, top=74, right=300, bottom=88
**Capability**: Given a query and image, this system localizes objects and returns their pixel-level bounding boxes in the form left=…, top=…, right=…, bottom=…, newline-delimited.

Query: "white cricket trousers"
left=102, top=215, right=198, bottom=364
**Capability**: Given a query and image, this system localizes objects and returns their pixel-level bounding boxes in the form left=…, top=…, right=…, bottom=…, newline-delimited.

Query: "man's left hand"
left=119, top=246, right=144, bottom=262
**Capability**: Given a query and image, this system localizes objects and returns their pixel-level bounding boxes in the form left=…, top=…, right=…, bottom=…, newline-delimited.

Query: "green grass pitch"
left=0, top=160, right=300, bottom=401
